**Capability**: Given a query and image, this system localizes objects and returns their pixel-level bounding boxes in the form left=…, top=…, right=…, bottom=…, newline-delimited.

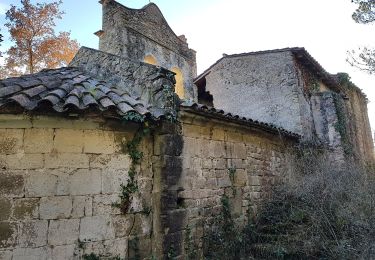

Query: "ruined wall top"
left=98, top=0, right=196, bottom=61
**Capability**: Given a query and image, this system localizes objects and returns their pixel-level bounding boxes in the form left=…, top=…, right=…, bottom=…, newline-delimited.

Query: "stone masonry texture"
left=203, top=51, right=307, bottom=137
left=0, top=110, right=296, bottom=259
left=0, top=115, right=153, bottom=259
left=97, top=0, right=197, bottom=101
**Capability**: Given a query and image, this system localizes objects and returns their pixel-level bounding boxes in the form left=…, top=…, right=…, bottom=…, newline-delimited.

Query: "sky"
left=0, top=0, right=374, bottom=136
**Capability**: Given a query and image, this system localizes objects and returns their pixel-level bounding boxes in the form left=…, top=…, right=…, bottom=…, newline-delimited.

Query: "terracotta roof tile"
left=0, top=67, right=167, bottom=119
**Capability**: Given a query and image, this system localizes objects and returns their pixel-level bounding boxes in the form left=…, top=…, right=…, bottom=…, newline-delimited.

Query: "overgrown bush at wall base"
left=201, top=155, right=375, bottom=259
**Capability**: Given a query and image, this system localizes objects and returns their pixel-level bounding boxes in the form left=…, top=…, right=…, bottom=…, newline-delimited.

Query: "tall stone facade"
left=96, top=0, right=197, bottom=100
left=195, top=51, right=309, bottom=137
left=196, top=48, right=374, bottom=163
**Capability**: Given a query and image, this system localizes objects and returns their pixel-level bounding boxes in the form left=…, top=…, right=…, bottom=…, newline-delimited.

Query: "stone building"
left=95, top=0, right=197, bottom=101
left=195, top=48, right=374, bottom=162
left=0, top=0, right=373, bottom=259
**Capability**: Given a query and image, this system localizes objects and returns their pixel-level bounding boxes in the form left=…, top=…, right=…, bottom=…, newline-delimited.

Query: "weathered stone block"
left=192, top=177, right=206, bottom=189
left=201, top=139, right=211, bottom=158
left=104, top=238, right=128, bottom=259
left=102, top=169, right=128, bottom=194
left=51, top=244, right=75, bottom=260
left=0, top=198, right=11, bottom=221
left=232, top=143, right=247, bottom=159
left=205, top=177, right=217, bottom=189
left=89, top=154, right=131, bottom=169
left=0, top=172, right=24, bottom=197
left=234, top=169, right=247, bottom=187
left=54, top=129, right=84, bottom=153
left=210, top=141, right=226, bottom=158
left=45, top=153, right=89, bottom=169
left=202, top=159, right=213, bottom=169
left=93, top=194, right=120, bottom=216
left=72, top=196, right=93, bottom=218
left=249, top=176, right=261, bottom=186
left=0, top=222, right=17, bottom=248
left=211, top=128, right=225, bottom=141
left=83, top=130, right=116, bottom=154
left=226, top=131, right=243, bottom=143
left=13, top=198, right=39, bottom=220
left=182, top=124, right=201, bottom=138
left=212, top=158, right=226, bottom=169
left=39, top=196, right=72, bottom=220
left=112, top=215, right=134, bottom=238
left=24, top=128, right=54, bottom=154
left=182, top=137, right=196, bottom=157
left=69, top=169, right=101, bottom=195
left=0, top=251, right=12, bottom=260
left=32, top=116, right=100, bottom=129
left=48, top=219, right=79, bottom=246
left=130, top=214, right=152, bottom=236
left=79, top=216, right=115, bottom=242
left=228, top=158, right=245, bottom=169
left=0, top=129, right=23, bottom=154
left=218, top=176, right=231, bottom=188
left=18, top=220, right=48, bottom=247
left=25, top=172, right=57, bottom=197
left=4, top=154, right=44, bottom=170
left=12, top=247, right=48, bottom=260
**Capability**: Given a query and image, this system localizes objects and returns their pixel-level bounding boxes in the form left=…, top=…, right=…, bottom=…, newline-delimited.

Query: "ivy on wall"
left=333, top=93, right=353, bottom=155
left=112, top=113, right=151, bottom=214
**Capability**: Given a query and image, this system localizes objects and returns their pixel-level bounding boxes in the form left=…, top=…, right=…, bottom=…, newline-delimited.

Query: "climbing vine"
left=227, top=167, right=237, bottom=195
left=337, top=72, right=356, bottom=90
left=112, top=114, right=152, bottom=214
left=333, top=94, right=353, bottom=155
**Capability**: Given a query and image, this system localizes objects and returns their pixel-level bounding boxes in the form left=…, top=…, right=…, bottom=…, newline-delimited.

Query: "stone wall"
left=0, top=112, right=298, bottom=259
left=98, top=0, right=197, bottom=100
left=0, top=115, right=154, bottom=260
left=345, top=88, right=374, bottom=162
left=164, top=111, right=296, bottom=258
left=204, top=51, right=306, bottom=136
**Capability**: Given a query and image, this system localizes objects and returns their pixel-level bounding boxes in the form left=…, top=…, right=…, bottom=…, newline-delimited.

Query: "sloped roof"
left=0, top=67, right=159, bottom=118
left=181, top=102, right=300, bottom=139
left=0, top=46, right=180, bottom=120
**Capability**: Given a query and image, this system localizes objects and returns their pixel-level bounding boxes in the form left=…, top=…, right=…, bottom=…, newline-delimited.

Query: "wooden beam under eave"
left=94, top=30, right=104, bottom=37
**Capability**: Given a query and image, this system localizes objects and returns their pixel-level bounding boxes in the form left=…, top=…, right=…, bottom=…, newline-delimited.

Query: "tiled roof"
left=181, top=102, right=300, bottom=139
left=0, top=67, right=158, bottom=118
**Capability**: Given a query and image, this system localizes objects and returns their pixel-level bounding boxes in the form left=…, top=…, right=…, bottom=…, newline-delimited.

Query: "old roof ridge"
left=98, top=0, right=190, bottom=47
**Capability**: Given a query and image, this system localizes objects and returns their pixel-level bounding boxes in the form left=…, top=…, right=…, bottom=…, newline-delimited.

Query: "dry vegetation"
left=202, top=148, right=375, bottom=259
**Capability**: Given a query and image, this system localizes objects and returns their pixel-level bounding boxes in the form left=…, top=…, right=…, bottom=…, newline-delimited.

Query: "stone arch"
left=171, top=67, right=184, bottom=98
left=144, top=54, right=158, bottom=65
